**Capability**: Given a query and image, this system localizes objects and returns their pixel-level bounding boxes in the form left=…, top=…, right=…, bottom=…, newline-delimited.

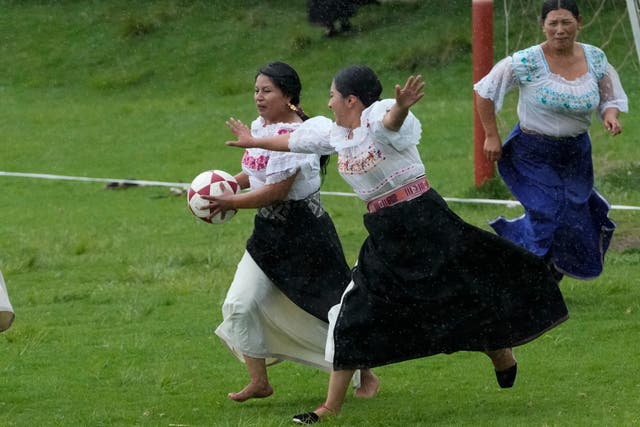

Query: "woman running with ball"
left=203, top=61, right=378, bottom=403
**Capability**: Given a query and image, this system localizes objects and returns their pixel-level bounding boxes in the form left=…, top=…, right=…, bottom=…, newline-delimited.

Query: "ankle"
left=316, top=402, right=339, bottom=415
left=249, top=378, right=271, bottom=389
left=487, top=348, right=516, bottom=371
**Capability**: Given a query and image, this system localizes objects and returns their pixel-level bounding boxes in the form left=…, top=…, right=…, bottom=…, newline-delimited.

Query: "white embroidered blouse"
left=474, top=43, right=628, bottom=138
left=241, top=117, right=321, bottom=200
left=288, top=99, right=425, bottom=201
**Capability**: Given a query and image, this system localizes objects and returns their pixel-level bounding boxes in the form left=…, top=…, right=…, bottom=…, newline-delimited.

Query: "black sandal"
left=292, top=412, right=320, bottom=425
left=292, top=404, right=334, bottom=424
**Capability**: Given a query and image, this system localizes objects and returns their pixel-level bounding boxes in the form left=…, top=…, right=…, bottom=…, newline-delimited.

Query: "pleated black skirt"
left=332, top=189, right=569, bottom=370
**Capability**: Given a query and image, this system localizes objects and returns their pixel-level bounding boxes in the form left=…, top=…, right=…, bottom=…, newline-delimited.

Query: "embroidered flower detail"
left=583, top=45, right=607, bottom=80
left=514, top=47, right=541, bottom=83
left=277, top=128, right=294, bottom=135
left=242, top=150, right=269, bottom=170
left=536, top=85, right=598, bottom=111
left=337, top=145, right=384, bottom=175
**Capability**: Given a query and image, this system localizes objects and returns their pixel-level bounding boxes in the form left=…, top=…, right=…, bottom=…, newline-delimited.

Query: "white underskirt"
left=215, top=251, right=332, bottom=371
left=0, top=270, right=15, bottom=332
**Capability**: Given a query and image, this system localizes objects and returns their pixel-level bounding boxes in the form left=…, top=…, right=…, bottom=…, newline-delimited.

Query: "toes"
left=228, top=384, right=273, bottom=402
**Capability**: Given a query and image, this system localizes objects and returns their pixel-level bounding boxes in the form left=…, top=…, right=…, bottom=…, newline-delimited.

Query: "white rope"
left=2, top=170, right=640, bottom=211
left=0, top=171, right=188, bottom=188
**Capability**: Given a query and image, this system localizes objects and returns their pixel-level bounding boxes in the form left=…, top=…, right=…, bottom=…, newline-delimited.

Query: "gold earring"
left=288, top=103, right=297, bottom=112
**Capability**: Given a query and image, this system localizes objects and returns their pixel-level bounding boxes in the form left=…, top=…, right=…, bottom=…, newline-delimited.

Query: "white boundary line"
left=2, top=170, right=640, bottom=211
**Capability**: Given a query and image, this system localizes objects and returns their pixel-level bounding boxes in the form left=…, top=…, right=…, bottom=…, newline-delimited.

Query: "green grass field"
left=1, top=1, right=639, bottom=426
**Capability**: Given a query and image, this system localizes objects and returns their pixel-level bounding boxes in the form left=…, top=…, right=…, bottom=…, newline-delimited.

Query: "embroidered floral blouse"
left=474, top=43, right=628, bottom=138
left=241, top=117, right=321, bottom=200
left=288, top=99, right=425, bottom=201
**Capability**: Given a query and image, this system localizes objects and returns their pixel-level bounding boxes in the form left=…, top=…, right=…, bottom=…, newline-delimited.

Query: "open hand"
left=394, top=75, right=425, bottom=109
left=225, top=118, right=254, bottom=147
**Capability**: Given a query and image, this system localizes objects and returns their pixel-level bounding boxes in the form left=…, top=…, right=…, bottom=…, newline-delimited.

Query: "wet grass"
left=1, top=1, right=639, bottom=425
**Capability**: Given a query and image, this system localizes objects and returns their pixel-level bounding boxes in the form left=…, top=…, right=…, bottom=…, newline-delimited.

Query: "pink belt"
left=366, top=176, right=430, bottom=213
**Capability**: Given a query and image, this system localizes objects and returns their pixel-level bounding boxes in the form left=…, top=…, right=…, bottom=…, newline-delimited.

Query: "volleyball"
left=187, top=170, right=240, bottom=224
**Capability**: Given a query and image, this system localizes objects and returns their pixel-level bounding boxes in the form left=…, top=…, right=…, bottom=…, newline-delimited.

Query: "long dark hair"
left=332, top=65, right=382, bottom=108
left=540, top=0, right=580, bottom=23
left=256, top=61, right=329, bottom=175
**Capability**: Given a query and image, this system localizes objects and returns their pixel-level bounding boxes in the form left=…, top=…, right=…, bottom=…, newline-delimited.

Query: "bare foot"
left=486, top=348, right=516, bottom=371
left=228, top=382, right=273, bottom=402
left=354, top=369, right=380, bottom=398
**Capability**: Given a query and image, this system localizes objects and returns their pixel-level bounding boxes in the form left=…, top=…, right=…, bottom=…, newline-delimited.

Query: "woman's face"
left=542, top=8, right=581, bottom=50
left=254, top=74, right=290, bottom=124
left=328, top=81, right=350, bottom=127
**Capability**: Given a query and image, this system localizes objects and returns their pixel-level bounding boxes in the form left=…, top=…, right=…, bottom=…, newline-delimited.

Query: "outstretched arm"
left=225, top=118, right=291, bottom=151
left=382, top=75, right=425, bottom=132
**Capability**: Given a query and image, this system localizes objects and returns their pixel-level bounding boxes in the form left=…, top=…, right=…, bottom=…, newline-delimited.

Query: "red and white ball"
left=187, top=170, right=240, bottom=224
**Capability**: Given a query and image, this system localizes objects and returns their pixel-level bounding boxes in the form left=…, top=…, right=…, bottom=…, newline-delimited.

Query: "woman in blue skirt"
left=474, top=0, right=628, bottom=280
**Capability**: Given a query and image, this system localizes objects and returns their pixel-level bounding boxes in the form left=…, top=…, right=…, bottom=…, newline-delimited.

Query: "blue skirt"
left=490, top=124, right=616, bottom=279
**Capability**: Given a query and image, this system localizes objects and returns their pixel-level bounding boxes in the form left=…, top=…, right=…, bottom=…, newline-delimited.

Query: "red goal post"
left=472, top=0, right=495, bottom=187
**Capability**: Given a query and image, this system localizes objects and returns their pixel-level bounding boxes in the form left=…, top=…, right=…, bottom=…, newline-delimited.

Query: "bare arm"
left=382, top=75, right=425, bottom=131
left=225, top=118, right=291, bottom=151
left=475, top=94, right=503, bottom=162
left=233, top=172, right=250, bottom=190
left=201, top=173, right=298, bottom=219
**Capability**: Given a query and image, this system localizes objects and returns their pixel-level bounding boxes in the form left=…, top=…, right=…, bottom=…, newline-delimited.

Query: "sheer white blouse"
left=474, top=43, right=628, bottom=138
left=289, top=99, right=425, bottom=201
left=241, top=118, right=321, bottom=200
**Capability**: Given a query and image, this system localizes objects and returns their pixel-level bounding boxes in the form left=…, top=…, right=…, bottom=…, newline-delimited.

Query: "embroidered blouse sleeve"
left=473, top=56, right=518, bottom=113
left=584, top=45, right=629, bottom=118
left=264, top=151, right=318, bottom=184
left=288, top=116, right=336, bottom=155
left=598, top=64, right=629, bottom=117
left=367, top=99, right=422, bottom=151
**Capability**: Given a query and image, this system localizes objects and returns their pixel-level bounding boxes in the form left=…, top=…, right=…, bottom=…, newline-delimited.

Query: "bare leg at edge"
left=228, top=355, right=274, bottom=402
left=354, top=368, right=380, bottom=398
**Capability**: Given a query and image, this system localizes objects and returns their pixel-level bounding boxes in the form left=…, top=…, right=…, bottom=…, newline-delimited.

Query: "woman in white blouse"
left=204, top=62, right=378, bottom=403
left=474, top=0, right=628, bottom=280
left=226, top=65, right=569, bottom=424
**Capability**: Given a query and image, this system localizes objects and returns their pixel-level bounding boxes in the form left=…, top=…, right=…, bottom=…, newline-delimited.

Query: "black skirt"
left=332, top=189, right=569, bottom=370
left=307, top=0, right=358, bottom=25
left=247, top=195, right=352, bottom=323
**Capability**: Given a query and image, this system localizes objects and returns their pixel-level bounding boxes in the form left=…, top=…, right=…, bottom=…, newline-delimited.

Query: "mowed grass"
left=1, top=1, right=640, bottom=426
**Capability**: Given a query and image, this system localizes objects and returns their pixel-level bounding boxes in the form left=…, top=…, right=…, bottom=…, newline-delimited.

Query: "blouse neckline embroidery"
left=537, top=43, right=591, bottom=84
